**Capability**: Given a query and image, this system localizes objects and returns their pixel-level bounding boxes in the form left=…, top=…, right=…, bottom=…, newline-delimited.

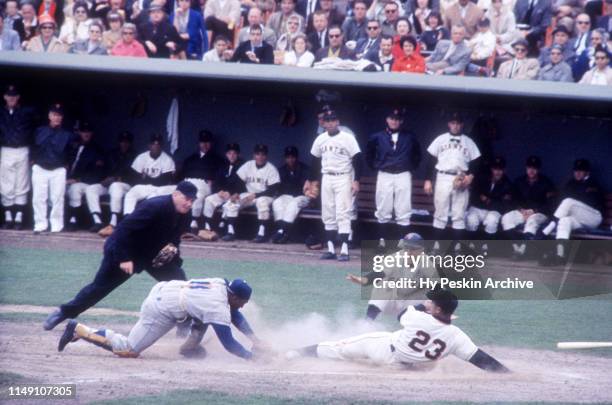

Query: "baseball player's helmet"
left=4, top=85, right=19, bottom=96
left=118, top=131, right=134, bottom=142
left=176, top=181, right=198, bottom=200
left=49, top=103, right=64, bottom=115
left=284, top=146, right=299, bottom=157
left=525, top=155, right=541, bottom=169
left=228, top=279, right=252, bottom=300
left=199, top=130, right=213, bottom=143
left=226, top=143, right=240, bottom=153
left=573, top=158, right=590, bottom=171
left=150, top=133, right=163, bottom=144
left=254, top=144, right=268, bottom=154
left=426, top=287, right=459, bottom=315
left=490, top=156, right=506, bottom=169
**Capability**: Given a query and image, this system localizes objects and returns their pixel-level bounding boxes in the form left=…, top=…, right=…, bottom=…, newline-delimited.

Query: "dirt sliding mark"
left=1, top=321, right=611, bottom=404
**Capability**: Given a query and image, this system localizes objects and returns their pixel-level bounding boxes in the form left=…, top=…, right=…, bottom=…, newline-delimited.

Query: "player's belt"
left=437, top=170, right=459, bottom=176
left=324, top=171, right=350, bottom=176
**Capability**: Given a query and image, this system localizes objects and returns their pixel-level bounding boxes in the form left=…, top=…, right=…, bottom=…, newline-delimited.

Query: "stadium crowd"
left=1, top=0, right=612, bottom=83
left=1, top=84, right=609, bottom=266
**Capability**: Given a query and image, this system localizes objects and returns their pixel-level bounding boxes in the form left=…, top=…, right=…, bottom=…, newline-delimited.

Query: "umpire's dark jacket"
left=366, top=130, right=421, bottom=173
left=106, top=194, right=190, bottom=270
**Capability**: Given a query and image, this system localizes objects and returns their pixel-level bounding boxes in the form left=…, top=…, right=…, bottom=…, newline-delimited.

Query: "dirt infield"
left=1, top=319, right=612, bottom=404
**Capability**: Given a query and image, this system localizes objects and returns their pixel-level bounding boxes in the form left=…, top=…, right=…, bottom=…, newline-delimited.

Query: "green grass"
left=1, top=247, right=612, bottom=353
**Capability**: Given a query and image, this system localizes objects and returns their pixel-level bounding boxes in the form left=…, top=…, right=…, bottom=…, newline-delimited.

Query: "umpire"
left=43, top=181, right=198, bottom=331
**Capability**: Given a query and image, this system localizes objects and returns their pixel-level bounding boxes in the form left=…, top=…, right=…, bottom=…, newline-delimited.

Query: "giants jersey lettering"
left=310, top=131, right=361, bottom=174
left=237, top=160, right=280, bottom=194
left=391, top=306, right=478, bottom=363
left=165, top=278, right=232, bottom=326
left=426, top=133, right=481, bottom=172
left=131, top=151, right=176, bottom=178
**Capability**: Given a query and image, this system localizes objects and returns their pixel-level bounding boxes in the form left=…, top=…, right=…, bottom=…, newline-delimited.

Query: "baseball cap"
left=573, top=158, right=590, bottom=171
left=387, top=107, right=404, bottom=120
left=49, top=103, right=64, bottom=115
left=199, top=130, right=213, bottom=143
left=322, top=110, right=338, bottom=121
left=76, top=120, right=93, bottom=132
left=254, top=144, right=268, bottom=154
left=226, top=143, right=240, bottom=153
left=426, top=287, right=459, bottom=315
left=150, top=133, right=163, bottom=144
left=118, top=131, right=134, bottom=142
left=491, top=156, right=506, bottom=169
left=228, top=278, right=252, bottom=300
left=4, top=85, right=19, bottom=96
left=526, top=155, right=541, bottom=168
left=397, top=232, right=424, bottom=250
left=176, top=181, right=198, bottom=200
left=284, top=146, right=299, bottom=157
left=447, top=111, right=464, bottom=123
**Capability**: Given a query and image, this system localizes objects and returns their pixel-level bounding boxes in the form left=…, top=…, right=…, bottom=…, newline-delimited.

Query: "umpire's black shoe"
left=44, top=309, right=67, bottom=331
left=253, top=235, right=267, bottom=243
left=320, top=252, right=337, bottom=260
left=58, top=320, right=78, bottom=352
left=89, top=223, right=104, bottom=233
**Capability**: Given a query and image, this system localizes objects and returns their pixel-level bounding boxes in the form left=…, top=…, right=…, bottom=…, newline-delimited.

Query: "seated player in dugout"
left=271, top=146, right=313, bottom=244
left=58, top=278, right=264, bottom=360
left=43, top=181, right=197, bottom=331
left=286, top=287, right=509, bottom=373
left=221, top=144, right=281, bottom=243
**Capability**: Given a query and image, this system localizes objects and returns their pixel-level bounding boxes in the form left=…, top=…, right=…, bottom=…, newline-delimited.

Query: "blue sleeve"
left=231, top=309, right=254, bottom=336
left=211, top=323, right=253, bottom=359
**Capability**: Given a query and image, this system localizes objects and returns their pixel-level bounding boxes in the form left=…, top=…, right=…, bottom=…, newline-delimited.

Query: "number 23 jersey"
left=391, top=306, right=478, bottom=363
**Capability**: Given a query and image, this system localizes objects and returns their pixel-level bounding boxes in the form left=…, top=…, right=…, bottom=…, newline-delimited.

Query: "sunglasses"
left=367, top=26, right=379, bottom=30
left=514, top=47, right=527, bottom=52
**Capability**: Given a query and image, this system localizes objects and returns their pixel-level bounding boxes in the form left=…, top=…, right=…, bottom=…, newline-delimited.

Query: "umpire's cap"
left=150, top=133, right=163, bottom=144
left=573, top=158, right=591, bottom=171
left=226, top=143, right=240, bottom=153
left=176, top=181, right=197, bottom=200
left=228, top=279, right=252, bottom=300
left=525, top=155, right=541, bottom=168
left=491, top=156, right=506, bottom=169
left=426, top=286, right=459, bottom=315
left=254, top=144, right=268, bottom=154
left=118, top=131, right=134, bottom=143
left=4, top=85, right=19, bottom=96
left=49, top=103, right=64, bottom=115
left=199, top=130, right=213, bottom=143
left=284, top=146, right=299, bottom=157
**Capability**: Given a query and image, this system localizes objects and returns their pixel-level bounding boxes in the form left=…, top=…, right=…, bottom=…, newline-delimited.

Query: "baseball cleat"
left=43, top=309, right=67, bottom=331
left=337, top=254, right=350, bottom=262
left=222, top=233, right=236, bottom=242
left=58, top=320, right=78, bottom=351
left=320, top=252, right=337, bottom=260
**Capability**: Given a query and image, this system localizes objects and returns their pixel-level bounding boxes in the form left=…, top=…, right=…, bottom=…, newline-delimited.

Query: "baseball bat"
left=557, top=342, right=612, bottom=349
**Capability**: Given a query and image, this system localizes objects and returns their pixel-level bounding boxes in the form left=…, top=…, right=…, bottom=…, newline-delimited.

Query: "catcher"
left=43, top=181, right=197, bottom=331
left=57, top=278, right=263, bottom=360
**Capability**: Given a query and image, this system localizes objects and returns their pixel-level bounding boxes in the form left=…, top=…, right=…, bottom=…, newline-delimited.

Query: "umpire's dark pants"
left=60, top=250, right=186, bottom=318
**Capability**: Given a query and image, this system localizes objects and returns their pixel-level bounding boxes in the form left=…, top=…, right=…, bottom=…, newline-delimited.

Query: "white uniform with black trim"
left=310, top=130, right=361, bottom=234
left=316, top=306, right=478, bottom=366
left=102, top=278, right=231, bottom=354
left=426, top=133, right=481, bottom=230
left=223, top=160, right=280, bottom=220
left=123, top=151, right=176, bottom=214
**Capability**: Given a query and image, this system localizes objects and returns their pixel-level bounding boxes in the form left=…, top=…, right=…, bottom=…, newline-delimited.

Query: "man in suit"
left=425, top=25, right=471, bottom=75
left=496, top=39, right=540, bottom=79
left=239, top=7, right=277, bottom=46
left=444, top=0, right=484, bottom=39
left=0, top=13, right=21, bottom=51
left=569, top=13, right=592, bottom=56
left=596, top=0, right=612, bottom=35
left=513, top=0, right=552, bottom=54
left=307, top=10, right=329, bottom=52
left=380, top=1, right=400, bottom=36
left=342, top=0, right=368, bottom=42
left=315, top=25, right=356, bottom=61
left=3, top=0, right=25, bottom=42
left=305, top=0, right=344, bottom=34
left=355, top=18, right=381, bottom=58
left=297, top=0, right=319, bottom=20
left=365, top=34, right=394, bottom=70
left=231, top=24, right=275, bottom=64
left=170, top=0, right=208, bottom=60
left=538, top=25, right=575, bottom=66
left=204, top=0, right=241, bottom=44
left=267, top=0, right=305, bottom=38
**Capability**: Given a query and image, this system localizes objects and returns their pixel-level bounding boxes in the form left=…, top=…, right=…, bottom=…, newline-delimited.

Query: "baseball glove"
left=197, top=229, right=219, bottom=241
left=152, top=243, right=178, bottom=268
left=304, top=180, right=320, bottom=199
left=453, top=173, right=468, bottom=190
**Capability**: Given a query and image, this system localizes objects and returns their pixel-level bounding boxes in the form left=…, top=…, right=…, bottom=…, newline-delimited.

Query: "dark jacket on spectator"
left=307, top=29, right=329, bottom=53
left=314, top=45, right=356, bottom=61
left=0, top=105, right=37, bottom=148
left=231, top=40, right=275, bottom=64
left=513, top=0, right=552, bottom=40
left=278, top=162, right=310, bottom=197
left=138, top=19, right=184, bottom=58
left=169, top=9, right=208, bottom=59
left=419, top=26, right=449, bottom=52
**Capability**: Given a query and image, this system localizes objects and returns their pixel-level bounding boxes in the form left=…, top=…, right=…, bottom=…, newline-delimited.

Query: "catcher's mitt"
left=152, top=243, right=178, bottom=268
left=304, top=180, right=320, bottom=199
left=453, top=173, right=468, bottom=190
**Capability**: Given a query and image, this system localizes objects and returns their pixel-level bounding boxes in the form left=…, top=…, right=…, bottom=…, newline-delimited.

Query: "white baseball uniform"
left=0, top=146, right=30, bottom=206
left=310, top=130, right=361, bottom=234
left=223, top=160, right=280, bottom=220
left=551, top=198, right=603, bottom=239
left=316, top=306, right=478, bottom=366
left=32, top=165, right=66, bottom=232
left=426, top=133, right=481, bottom=230
left=123, top=151, right=176, bottom=215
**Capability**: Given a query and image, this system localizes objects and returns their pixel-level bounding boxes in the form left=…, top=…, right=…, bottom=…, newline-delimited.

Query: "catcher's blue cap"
left=176, top=181, right=197, bottom=200
left=228, top=279, right=252, bottom=300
